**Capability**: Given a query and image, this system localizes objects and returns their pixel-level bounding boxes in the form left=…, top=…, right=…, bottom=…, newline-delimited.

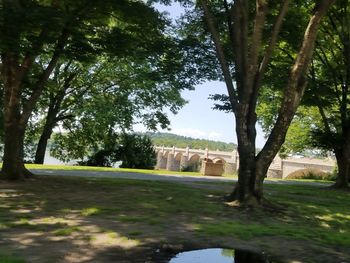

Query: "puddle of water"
left=169, top=248, right=270, bottom=263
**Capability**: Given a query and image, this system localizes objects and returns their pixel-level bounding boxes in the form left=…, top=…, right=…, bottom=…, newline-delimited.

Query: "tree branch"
left=200, top=0, right=237, bottom=112
left=257, top=0, right=335, bottom=169
left=21, top=28, right=70, bottom=123
left=258, top=0, right=290, bottom=81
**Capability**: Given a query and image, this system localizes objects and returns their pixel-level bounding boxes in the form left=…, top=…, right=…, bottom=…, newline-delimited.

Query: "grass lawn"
left=24, top=163, right=204, bottom=176
left=0, top=175, right=349, bottom=263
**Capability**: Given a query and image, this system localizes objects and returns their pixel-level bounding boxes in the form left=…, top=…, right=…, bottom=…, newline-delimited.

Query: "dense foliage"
left=0, top=0, right=202, bottom=176
left=0, top=0, right=187, bottom=179
left=79, top=134, right=156, bottom=169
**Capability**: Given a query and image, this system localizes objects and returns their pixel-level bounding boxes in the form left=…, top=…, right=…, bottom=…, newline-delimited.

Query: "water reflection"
left=169, top=248, right=270, bottom=263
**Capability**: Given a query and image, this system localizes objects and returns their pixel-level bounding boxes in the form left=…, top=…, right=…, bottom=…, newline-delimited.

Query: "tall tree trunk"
left=333, top=150, right=350, bottom=189
left=1, top=53, right=28, bottom=180
left=226, top=106, right=261, bottom=205
left=34, top=121, right=55, bottom=164
left=34, top=98, right=60, bottom=164
left=1, top=112, right=27, bottom=180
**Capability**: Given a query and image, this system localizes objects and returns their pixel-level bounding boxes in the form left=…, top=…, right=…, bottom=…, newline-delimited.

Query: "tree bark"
left=34, top=94, right=61, bottom=164
left=1, top=102, right=28, bottom=180
left=333, top=150, right=350, bottom=189
left=34, top=121, right=55, bottom=164
left=1, top=52, right=28, bottom=180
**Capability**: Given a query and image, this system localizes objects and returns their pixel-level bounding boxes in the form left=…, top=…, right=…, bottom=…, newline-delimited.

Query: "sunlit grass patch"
left=91, top=230, right=141, bottom=247
left=52, top=226, right=82, bottom=236
left=4, top=218, right=44, bottom=231
left=24, top=163, right=201, bottom=176
left=80, top=207, right=101, bottom=216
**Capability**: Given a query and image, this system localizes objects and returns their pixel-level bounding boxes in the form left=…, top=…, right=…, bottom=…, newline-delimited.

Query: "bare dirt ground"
left=0, top=175, right=349, bottom=263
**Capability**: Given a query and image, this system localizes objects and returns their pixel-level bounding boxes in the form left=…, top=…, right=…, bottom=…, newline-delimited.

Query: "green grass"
left=52, top=226, right=82, bottom=236
left=24, top=163, right=203, bottom=176
left=24, top=163, right=333, bottom=182
left=0, top=252, right=26, bottom=263
left=1, top=175, right=349, bottom=262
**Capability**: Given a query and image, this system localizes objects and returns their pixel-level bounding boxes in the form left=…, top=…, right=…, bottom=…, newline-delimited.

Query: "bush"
left=81, top=134, right=156, bottom=169
left=115, top=134, right=156, bottom=169
left=180, top=162, right=200, bottom=172
left=285, top=168, right=336, bottom=181
left=78, top=149, right=115, bottom=167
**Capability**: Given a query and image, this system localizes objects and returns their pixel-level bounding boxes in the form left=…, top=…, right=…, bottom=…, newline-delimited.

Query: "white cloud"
left=132, top=124, right=224, bottom=141
left=171, top=128, right=223, bottom=141
left=208, top=131, right=222, bottom=140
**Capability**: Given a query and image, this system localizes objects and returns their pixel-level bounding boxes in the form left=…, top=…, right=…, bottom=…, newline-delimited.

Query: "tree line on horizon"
left=146, top=132, right=237, bottom=152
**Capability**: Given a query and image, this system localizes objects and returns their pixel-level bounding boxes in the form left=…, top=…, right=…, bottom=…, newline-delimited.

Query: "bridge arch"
left=186, top=154, right=201, bottom=172
left=172, top=152, right=183, bottom=171
left=212, top=157, right=226, bottom=164
left=157, top=150, right=169, bottom=169
left=188, top=154, right=201, bottom=163
left=281, top=159, right=334, bottom=179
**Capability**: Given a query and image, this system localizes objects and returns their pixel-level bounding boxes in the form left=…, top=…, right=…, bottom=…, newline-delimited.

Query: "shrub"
left=285, top=168, right=335, bottom=181
left=78, top=149, right=115, bottom=167
left=81, top=134, right=156, bottom=169
left=180, top=162, right=200, bottom=172
left=115, top=134, right=156, bottom=169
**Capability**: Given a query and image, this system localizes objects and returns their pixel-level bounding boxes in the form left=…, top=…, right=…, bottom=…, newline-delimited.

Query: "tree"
left=32, top=60, right=85, bottom=164
left=0, top=0, right=170, bottom=179
left=116, top=134, right=157, bottom=169
left=307, top=0, right=350, bottom=189
left=254, top=0, right=350, bottom=189
left=192, top=0, right=334, bottom=206
left=28, top=47, right=190, bottom=164
left=40, top=52, right=191, bottom=163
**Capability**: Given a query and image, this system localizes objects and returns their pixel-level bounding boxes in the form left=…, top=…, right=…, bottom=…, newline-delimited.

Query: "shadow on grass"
left=0, top=175, right=349, bottom=263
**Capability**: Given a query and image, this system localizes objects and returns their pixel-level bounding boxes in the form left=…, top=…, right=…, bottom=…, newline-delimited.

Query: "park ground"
left=0, top=168, right=349, bottom=263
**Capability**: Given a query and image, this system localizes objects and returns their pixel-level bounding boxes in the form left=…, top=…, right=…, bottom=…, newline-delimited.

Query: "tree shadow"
left=0, top=176, right=349, bottom=262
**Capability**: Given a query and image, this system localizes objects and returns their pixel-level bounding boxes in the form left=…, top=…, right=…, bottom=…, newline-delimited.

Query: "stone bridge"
left=155, top=146, right=335, bottom=179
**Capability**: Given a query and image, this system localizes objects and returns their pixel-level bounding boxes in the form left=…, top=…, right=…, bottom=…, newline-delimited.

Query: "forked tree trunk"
left=226, top=108, right=263, bottom=205
left=201, top=0, right=335, bottom=206
left=34, top=68, right=75, bottom=164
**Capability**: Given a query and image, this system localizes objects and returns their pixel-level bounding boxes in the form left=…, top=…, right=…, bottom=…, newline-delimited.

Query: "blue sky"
left=139, top=3, right=267, bottom=148
left=158, top=81, right=266, bottom=147
left=165, top=81, right=236, bottom=143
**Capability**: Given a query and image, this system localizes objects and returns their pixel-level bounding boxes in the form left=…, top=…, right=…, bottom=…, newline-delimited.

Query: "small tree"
left=115, top=134, right=156, bottom=169
left=81, top=134, right=156, bottom=169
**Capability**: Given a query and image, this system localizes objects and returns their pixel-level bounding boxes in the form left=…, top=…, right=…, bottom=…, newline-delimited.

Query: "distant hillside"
left=146, top=132, right=236, bottom=152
